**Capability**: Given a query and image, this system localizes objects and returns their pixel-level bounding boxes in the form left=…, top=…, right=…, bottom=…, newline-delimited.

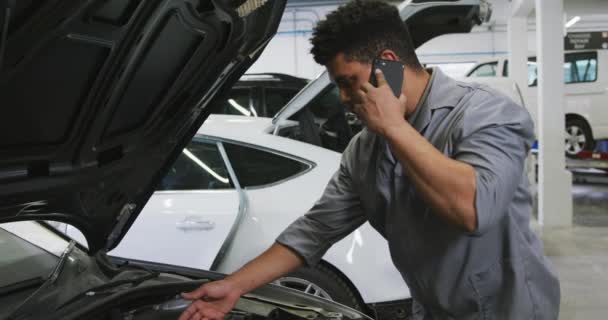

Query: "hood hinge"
left=105, top=203, right=136, bottom=250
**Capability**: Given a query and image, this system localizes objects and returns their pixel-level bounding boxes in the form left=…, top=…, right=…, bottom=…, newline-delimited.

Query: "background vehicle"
left=272, top=70, right=527, bottom=152
left=214, top=73, right=309, bottom=117
left=466, top=50, right=608, bottom=156
left=60, top=114, right=405, bottom=313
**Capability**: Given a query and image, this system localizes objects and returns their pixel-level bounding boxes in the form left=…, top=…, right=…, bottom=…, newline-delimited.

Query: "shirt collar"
left=382, top=67, right=463, bottom=163
left=407, top=68, right=434, bottom=133
left=407, top=67, right=465, bottom=133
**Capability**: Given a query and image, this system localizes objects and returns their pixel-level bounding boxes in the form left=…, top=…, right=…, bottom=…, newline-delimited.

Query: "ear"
left=378, top=49, right=400, bottom=61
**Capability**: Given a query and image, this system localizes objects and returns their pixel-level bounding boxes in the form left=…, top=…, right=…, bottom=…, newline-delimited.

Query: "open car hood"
left=0, top=0, right=286, bottom=254
left=272, top=0, right=492, bottom=124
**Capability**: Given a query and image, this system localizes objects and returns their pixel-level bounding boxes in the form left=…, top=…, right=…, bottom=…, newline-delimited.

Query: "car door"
left=212, top=140, right=316, bottom=271
left=67, top=139, right=241, bottom=270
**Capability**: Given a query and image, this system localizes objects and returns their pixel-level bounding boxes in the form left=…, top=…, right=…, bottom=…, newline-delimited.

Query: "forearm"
left=225, top=243, right=304, bottom=295
left=383, top=121, right=477, bottom=231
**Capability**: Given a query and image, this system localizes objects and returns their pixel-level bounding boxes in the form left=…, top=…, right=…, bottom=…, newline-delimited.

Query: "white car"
left=466, top=50, right=608, bottom=156
left=62, top=114, right=409, bottom=312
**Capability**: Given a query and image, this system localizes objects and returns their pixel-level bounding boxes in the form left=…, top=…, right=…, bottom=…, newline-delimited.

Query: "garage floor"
left=533, top=180, right=608, bottom=319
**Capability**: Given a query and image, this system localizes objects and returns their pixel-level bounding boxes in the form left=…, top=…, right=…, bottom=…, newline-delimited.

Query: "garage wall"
left=247, top=1, right=608, bottom=79
left=246, top=5, right=336, bottom=79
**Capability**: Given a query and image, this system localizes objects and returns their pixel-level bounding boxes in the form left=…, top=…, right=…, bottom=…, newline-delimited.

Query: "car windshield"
left=0, top=222, right=71, bottom=316
left=0, top=222, right=70, bottom=285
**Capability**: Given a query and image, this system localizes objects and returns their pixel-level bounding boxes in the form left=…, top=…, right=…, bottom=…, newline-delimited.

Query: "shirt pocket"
left=469, top=259, right=535, bottom=320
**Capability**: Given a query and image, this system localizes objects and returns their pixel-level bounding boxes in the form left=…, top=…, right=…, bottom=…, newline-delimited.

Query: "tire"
left=565, top=118, right=594, bottom=157
left=274, top=263, right=366, bottom=312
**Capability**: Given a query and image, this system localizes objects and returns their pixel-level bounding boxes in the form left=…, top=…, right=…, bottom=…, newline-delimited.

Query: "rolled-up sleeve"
left=452, top=91, right=535, bottom=236
left=276, top=146, right=367, bottom=266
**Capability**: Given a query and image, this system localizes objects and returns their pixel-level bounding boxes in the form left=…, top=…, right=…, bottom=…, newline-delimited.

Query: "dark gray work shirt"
left=276, top=68, right=560, bottom=319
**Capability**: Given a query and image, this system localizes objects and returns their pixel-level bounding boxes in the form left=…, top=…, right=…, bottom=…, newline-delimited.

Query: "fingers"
left=374, top=68, right=387, bottom=87
left=360, top=81, right=374, bottom=93
left=179, top=305, right=196, bottom=320
left=182, top=286, right=207, bottom=300
left=179, top=300, right=227, bottom=320
left=398, top=94, right=407, bottom=105
left=356, top=89, right=367, bottom=101
left=362, top=69, right=386, bottom=93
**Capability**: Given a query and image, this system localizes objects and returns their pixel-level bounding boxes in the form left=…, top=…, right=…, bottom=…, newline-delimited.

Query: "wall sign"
left=565, top=32, right=608, bottom=50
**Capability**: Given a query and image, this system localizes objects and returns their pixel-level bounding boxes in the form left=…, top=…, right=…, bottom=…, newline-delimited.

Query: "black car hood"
left=0, top=0, right=286, bottom=253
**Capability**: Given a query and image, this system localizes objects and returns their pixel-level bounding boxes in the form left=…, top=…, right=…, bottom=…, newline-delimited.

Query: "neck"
left=403, top=68, right=431, bottom=118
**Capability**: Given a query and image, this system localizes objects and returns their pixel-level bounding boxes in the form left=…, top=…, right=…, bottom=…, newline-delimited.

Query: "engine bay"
left=86, top=293, right=345, bottom=320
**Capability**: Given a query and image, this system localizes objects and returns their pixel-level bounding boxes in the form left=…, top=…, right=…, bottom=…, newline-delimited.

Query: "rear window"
left=223, top=142, right=310, bottom=188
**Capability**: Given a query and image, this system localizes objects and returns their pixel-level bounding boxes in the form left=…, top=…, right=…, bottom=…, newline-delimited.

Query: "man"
left=179, top=1, right=560, bottom=319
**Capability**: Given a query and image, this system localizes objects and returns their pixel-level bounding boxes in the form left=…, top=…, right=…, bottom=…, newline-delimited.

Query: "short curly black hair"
left=310, top=0, right=422, bottom=70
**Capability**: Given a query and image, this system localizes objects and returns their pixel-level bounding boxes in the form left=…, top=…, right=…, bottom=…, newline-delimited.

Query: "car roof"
left=232, top=73, right=309, bottom=90
left=195, top=115, right=340, bottom=161
left=197, top=114, right=274, bottom=137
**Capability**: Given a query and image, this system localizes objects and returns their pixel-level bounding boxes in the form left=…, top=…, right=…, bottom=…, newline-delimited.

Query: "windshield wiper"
left=49, top=240, right=76, bottom=284
left=55, top=271, right=160, bottom=310
left=0, top=277, right=45, bottom=297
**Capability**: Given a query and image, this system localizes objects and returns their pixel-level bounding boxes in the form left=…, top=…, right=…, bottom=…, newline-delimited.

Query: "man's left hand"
left=355, top=69, right=408, bottom=136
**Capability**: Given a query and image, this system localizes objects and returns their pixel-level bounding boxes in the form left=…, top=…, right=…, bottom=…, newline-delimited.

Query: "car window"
left=306, top=84, right=343, bottom=118
left=504, top=52, right=597, bottom=86
left=216, top=88, right=255, bottom=117
left=468, top=62, right=497, bottom=77
left=566, top=51, right=598, bottom=84
left=158, top=141, right=232, bottom=191
left=527, top=60, right=538, bottom=86
left=503, top=59, right=538, bottom=86
left=223, top=142, right=310, bottom=188
left=265, top=88, right=299, bottom=117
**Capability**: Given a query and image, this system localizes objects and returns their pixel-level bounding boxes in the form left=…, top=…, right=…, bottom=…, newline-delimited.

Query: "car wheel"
left=565, top=118, right=594, bottom=157
left=274, top=263, right=366, bottom=311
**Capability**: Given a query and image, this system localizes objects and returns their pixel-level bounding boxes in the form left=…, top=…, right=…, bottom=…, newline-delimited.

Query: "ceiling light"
left=565, top=16, right=580, bottom=28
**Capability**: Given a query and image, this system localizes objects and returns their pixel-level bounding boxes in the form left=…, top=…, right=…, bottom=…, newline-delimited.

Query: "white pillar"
left=509, top=1, right=539, bottom=224
left=535, top=0, right=573, bottom=227
left=508, top=16, right=529, bottom=92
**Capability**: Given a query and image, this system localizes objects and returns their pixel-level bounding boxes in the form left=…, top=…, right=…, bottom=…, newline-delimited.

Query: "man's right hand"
left=178, top=243, right=304, bottom=320
left=178, top=280, right=242, bottom=320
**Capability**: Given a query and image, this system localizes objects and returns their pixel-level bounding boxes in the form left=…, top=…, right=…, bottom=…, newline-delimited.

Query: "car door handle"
left=176, top=218, right=215, bottom=231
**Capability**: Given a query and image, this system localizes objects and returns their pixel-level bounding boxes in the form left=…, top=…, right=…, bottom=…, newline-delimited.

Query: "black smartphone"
left=369, top=58, right=405, bottom=97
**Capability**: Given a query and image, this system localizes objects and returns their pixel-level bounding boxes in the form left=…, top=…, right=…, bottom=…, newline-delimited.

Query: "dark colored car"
left=0, top=1, right=370, bottom=319
left=215, top=73, right=309, bottom=118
